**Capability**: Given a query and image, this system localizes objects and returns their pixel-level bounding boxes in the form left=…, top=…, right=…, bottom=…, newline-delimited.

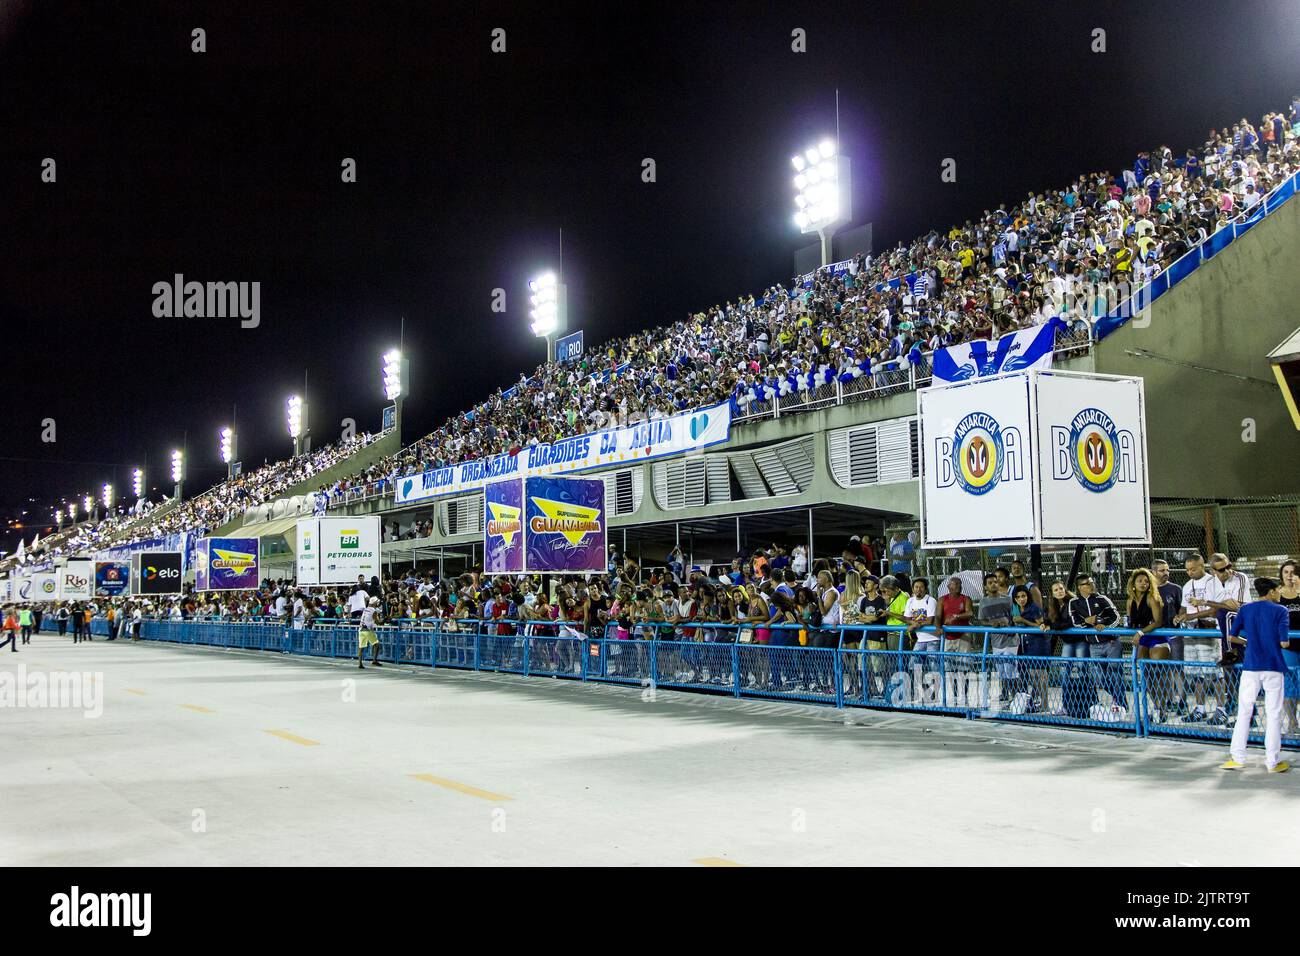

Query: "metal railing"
left=121, top=617, right=1300, bottom=749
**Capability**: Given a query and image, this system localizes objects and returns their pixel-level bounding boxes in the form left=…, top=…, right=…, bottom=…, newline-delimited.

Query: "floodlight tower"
left=528, top=271, right=567, bottom=364
left=792, top=138, right=852, bottom=267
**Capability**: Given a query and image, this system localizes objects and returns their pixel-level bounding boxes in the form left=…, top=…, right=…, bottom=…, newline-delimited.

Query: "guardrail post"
left=523, top=629, right=531, bottom=676
left=473, top=622, right=482, bottom=671
left=834, top=632, right=844, bottom=708
left=1134, top=653, right=1146, bottom=738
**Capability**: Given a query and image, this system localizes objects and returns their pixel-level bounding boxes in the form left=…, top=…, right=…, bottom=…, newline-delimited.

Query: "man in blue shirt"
left=1221, top=578, right=1291, bottom=773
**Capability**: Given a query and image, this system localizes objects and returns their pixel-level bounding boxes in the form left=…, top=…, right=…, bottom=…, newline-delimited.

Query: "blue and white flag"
left=931, top=318, right=1065, bottom=383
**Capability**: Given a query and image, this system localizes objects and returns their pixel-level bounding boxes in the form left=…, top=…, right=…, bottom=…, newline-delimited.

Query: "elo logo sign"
left=138, top=552, right=183, bottom=594
left=932, top=412, right=1025, bottom=494
left=1050, top=407, right=1137, bottom=492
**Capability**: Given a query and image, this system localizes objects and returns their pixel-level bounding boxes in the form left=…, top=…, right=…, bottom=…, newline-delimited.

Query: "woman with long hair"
left=1128, top=568, right=1169, bottom=715
left=840, top=569, right=866, bottom=698
left=1276, top=559, right=1300, bottom=735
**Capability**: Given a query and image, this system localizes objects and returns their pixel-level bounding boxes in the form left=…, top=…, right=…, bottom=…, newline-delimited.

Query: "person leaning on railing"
left=1068, top=575, right=1127, bottom=711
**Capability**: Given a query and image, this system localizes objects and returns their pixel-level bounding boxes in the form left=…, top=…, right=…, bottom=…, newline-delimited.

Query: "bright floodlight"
left=528, top=271, right=559, bottom=338
left=220, top=427, right=234, bottom=463
left=287, top=395, right=303, bottom=439
left=83, top=494, right=93, bottom=515
left=383, top=349, right=403, bottom=401
left=68, top=502, right=77, bottom=520
left=171, top=449, right=184, bottom=484
left=132, top=468, right=144, bottom=497
left=102, top=483, right=114, bottom=509
left=792, top=137, right=849, bottom=244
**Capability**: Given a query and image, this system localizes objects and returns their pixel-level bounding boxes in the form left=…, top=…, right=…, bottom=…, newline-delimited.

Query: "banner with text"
left=133, top=551, right=184, bottom=595
left=524, top=476, right=605, bottom=574
left=394, top=401, right=731, bottom=505
left=317, top=516, right=381, bottom=585
left=59, top=560, right=94, bottom=601
left=195, top=537, right=260, bottom=591
left=483, top=479, right=524, bottom=574
left=94, top=561, right=131, bottom=597
left=295, top=518, right=321, bottom=586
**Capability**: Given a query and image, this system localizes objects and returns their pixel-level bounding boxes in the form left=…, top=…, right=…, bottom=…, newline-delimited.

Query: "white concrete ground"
left=1, top=632, right=1295, bottom=866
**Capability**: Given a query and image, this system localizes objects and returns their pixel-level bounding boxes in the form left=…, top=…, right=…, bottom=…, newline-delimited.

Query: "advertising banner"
left=94, top=561, right=131, bottom=597
left=1032, top=372, right=1150, bottom=543
left=555, top=329, right=584, bottom=364
left=12, top=574, right=32, bottom=603
left=394, top=400, right=731, bottom=505
left=523, top=476, right=605, bottom=574
left=483, top=479, right=524, bottom=574
left=29, top=570, right=60, bottom=602
left=197, top=537, right=260, bottom=591
left=295, top=518, right=321, bottom=585
left=59, top=560, right=94, bottom=601
left=317, top=516, right=381, bottom=585
left=919, top=370, right=1150, bottom=547
left=133, top=551, right=184, bottom=595
left=0, top=577, right=10, bottom=602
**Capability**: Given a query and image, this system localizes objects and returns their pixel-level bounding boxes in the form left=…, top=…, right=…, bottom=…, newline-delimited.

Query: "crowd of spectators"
left=323, top=100, right=1300, bottom=496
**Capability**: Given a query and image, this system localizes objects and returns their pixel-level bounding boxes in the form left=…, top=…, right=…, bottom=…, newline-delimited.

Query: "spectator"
left=1068, top=574, right=1126, bottom=712
left=1221, top=578, right=1291, bottom=773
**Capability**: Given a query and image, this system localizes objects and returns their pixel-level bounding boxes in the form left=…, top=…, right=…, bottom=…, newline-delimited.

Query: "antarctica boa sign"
left=395, top=402, right=730, bottom=505
left=521, top=476, right=606, bottom=573
left=919, top=370, right=1150, bottom=547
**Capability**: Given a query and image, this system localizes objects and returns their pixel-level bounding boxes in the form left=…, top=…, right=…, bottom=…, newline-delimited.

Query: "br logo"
left=1067, top=407, right=1121, bottom=492
left=951, top=412, right=1005, bottom=496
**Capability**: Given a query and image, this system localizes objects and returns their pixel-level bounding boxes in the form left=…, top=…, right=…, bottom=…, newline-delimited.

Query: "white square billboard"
left=1032, top=372, right=1150, bottom=543
left=316, top=516, right=381, bottom=586
left=295, top=518, right=321, bottom=586
left=919, top=373, right=1036, bottom=546
left=59, top=560, right=94, bottom=601
left=920, top=370, right=1150, bottom=547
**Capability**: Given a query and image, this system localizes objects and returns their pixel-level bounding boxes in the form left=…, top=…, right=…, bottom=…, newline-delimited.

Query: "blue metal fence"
left=90, top=618, right=1297, bottom=749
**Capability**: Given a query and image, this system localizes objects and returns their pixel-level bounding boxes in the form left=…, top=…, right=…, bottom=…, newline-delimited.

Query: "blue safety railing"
left=109, top=617, right=1300, bottom=749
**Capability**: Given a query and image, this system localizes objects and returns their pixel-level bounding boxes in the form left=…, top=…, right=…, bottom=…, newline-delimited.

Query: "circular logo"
left=952, top=412, right=1004, bottom=496
left=1069, top=407, right=1120, bottom=493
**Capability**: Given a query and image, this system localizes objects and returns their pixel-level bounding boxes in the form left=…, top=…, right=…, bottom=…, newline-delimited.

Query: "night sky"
left=1, top=0, right=1297, bottom=549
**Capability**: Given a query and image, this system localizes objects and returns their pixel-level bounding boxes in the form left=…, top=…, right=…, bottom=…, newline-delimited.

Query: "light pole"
left=382, top=348, right=408, bottom=444
left=792, top=138, right=852, bottom=267
left=171, top=449, right=185, bottom=500
left=102, top=483, right=114, bottom=515
left=220, top=427, right=237, bottom=479
left=287, top=395, right=307, bottom=457
left=133, top=468, right=144, bottom=499
left=528, top=271, right=566, bottom=363
left=83, top=494, right=94, bottom=523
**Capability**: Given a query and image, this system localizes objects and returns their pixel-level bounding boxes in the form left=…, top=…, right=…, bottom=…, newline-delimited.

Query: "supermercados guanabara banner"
left=484, top=479, right=524, bottom=574
left=394, top=401, right=731, bottom=505
left=194, top=537, right=260, bottom=591
left=524, top=476, right=605, bottom=573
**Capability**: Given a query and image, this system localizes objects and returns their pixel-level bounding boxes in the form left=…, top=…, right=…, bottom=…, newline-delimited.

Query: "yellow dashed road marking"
left=409, top=773, right=513, bottom=802
left=263, top=729, right=320, bottom=746
left=693, top=857, right=745, bottom=867
left=181, top=704, right=215, bottom=714
left=125, top=689, right=146, bottom=696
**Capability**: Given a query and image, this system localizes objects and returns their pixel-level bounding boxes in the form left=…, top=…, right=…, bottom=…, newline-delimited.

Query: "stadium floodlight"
left=791, top=137, right=852, bottom=266
left=171, top=449, right=185, bottom=499
left=287, top=395, right=303, bottom=438
left=382, top=349, right=404, bottom=401
left=68, top=501, right=77, bottom=521
left=220, top=427, right=234, bottom=463
left=528, top=270, right=567, bottom=362
left=83, top=494, right=93, bottom=517
left=132, top=468, right=144, bottom=498
left=102, top=483, right=114, bottom=510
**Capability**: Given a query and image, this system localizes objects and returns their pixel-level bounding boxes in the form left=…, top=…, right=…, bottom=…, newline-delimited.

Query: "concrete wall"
left=1094, top=196, right=1300, bottom=498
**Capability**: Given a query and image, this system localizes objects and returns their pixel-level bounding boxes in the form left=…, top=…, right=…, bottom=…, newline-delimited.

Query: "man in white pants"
left=1221, top=577, right=1291, bottom=773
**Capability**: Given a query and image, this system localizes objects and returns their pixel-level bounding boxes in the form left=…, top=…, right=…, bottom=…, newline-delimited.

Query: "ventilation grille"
left=829, top=416, right=919, bottom=488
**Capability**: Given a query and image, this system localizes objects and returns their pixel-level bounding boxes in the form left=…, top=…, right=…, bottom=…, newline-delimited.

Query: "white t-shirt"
left=347, top=589, right=370, bottom=614
left=904, top=595, right=938, bottom=643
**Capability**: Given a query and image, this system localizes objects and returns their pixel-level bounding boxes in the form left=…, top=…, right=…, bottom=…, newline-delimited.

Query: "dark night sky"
left=1, top=0, right=1297, bottom=547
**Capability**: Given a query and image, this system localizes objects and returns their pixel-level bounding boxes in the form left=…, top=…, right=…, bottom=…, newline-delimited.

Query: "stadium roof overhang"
left=1267, top=327, right=1300, bottom=430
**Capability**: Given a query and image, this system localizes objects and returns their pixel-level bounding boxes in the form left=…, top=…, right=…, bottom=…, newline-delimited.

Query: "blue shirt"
left=890, top=540, right=915, bottom=574
left=1230, top=600, right=1289, bottom=672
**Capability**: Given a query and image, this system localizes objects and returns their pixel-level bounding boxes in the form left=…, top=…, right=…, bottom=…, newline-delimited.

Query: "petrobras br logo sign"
left=338, top=530, right=360, bottom=550
left=932, top=412, right=1025, bottom=496
left=1051, top=407, right=1137, bottom=493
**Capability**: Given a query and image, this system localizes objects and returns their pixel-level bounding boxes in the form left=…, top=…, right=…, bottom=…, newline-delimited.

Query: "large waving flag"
left=931, top=318, right=1066, bottom=383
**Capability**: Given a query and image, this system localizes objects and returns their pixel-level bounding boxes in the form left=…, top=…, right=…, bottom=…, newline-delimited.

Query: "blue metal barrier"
left=126, top=617, right=1298, bottom=749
